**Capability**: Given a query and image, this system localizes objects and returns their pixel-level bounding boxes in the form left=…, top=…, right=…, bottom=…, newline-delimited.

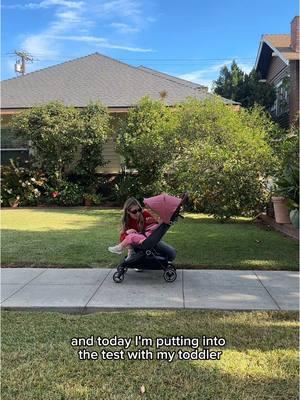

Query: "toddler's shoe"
left=108, top=244, right=123, bottom=254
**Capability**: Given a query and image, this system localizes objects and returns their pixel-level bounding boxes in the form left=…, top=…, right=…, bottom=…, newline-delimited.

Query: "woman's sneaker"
left=108, top=244, right=123, bottom=254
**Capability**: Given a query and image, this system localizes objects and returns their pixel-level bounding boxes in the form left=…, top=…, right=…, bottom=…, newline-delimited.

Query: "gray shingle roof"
left=1, top=53, right=238, bottom=108
left=137, top=66, right=208, bottom=91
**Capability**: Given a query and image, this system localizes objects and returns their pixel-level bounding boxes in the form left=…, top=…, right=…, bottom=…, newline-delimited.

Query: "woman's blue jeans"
left=155, top=241, right=176, bottom=261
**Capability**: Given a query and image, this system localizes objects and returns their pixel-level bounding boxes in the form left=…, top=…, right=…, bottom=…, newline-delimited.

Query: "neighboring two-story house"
left=255, top=16, right=300, bottom=127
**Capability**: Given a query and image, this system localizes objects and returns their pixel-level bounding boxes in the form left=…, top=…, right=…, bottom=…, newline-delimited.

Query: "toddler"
left=108, top=222, right=159, bottom=255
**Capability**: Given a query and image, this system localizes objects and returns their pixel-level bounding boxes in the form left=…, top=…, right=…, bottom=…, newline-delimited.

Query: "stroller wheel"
left=113, top=271, right=125, bottom=283
left=163, top=268, right=177, bottom=283
left=117, top=265, right=127, bottom=273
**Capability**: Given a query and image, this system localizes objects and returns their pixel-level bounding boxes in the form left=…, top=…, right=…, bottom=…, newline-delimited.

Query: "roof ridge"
left=138, top=65, right=207, bottom=89
left=91, top=54, right=208, bottom=94
left=1, top=52, right=100, bottom=83
left=135, top=65, right=208, bottom=93
left=90, top=53, right=210, bottom=95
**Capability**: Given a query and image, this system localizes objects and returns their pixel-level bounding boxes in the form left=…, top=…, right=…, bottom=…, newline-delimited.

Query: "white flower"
left=22, top=183, right=26, bottom=187
left=33, top=189, right=41, bottom=197
left=31, top=178, right=36, bottom=182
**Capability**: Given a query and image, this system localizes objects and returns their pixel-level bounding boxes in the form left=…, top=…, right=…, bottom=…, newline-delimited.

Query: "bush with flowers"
left=42, top=179, right=84, bottom=206
left=1, top=158, right=48, bottom=207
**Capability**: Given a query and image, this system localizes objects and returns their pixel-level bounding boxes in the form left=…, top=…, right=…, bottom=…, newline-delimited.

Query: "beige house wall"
left=96, top=134, right=122, bottom=174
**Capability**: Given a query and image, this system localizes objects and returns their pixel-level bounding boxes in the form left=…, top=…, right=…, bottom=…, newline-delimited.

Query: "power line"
left=2, top=53, right=256, bottom=62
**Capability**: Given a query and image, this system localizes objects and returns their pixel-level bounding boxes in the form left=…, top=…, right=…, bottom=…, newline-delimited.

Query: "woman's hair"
left=121, top=197, right=144, bottom=234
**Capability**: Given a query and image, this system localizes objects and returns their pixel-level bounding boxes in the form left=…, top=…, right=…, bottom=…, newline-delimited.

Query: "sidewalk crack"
left=254, top=271, right=281, bottom=310
left=1, top=268, right=48, bottom=305
left=81, top=269, right=112, bottom=314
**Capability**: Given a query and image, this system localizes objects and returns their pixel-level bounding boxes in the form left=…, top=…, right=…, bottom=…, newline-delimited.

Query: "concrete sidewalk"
left=1, top=268, right=299, bottom=313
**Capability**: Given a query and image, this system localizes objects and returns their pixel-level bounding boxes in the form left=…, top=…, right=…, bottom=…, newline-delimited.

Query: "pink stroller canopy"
left=144, top=193, right=182, bottom=224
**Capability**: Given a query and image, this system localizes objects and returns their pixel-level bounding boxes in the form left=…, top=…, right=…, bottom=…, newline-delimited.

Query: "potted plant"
left=271, top=195, right=290, bottom=224
left=83, top=193, right=93, bottom=207
left=9, top=195, right=20, bottom=208
left=83, top=193, right=102, bottom=207
left=272, top=162, right=299, bottom=226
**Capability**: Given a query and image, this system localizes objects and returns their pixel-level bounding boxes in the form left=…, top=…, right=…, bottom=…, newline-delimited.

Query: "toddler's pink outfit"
left=122, top=223, right=159, bottom=246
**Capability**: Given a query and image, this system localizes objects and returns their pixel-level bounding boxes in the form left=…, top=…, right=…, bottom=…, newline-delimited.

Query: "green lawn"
left=1, top=208, right=298, bottom=269
left=1, top=310, right=299, bottom=400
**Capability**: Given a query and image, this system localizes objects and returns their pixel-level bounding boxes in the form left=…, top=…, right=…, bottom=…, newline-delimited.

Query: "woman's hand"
left=126, top=229, right=137, bottom=234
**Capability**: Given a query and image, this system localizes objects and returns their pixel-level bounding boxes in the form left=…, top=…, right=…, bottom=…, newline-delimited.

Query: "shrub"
left=59, top=182, right=84, bottom=206
left=43, top=180, right=84, bottom=206
left=83, top=193, right=102, bottom=205
left=74, top=102, right=111, bottom=189
left=10, top=101, right=111, bottom=189
left=273, top=121, right=299, bottom=211
left=116, top=96, right=178, bottom=196
left=112, top=174, right=142, bottom=204
left=1, top=159, right=47, bottom=207
left=11, top=101, right=84, bottom=180
left=166, top=98, right=275, bottom=220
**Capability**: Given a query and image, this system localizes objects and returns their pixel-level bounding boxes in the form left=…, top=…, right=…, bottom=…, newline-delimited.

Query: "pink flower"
left=51, top=191, right=60, bottom=198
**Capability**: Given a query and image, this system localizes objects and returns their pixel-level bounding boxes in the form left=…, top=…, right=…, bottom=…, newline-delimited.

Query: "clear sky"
left=1, top=0, right=298, bottom=90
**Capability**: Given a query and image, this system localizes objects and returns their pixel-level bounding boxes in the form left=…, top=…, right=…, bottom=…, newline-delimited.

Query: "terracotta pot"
left=84, top=199, right=92, bottom=207
left=9, top=200, right=20, bottom=208
left=271, top=197, right=290, bottom=224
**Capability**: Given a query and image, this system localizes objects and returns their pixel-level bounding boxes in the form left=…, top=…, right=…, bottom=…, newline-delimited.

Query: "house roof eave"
left=255, top=36, right=289, bottom=79
left=254, top=37, right=264, bottom=71
left=264, top=39, right=289, bottom=64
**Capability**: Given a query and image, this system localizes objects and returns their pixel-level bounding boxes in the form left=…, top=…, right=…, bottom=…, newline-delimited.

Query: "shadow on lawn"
left=2, top=310, right=299, bottom=356
left=6, top=207, right=252, bottom=223
left=1, top=223, right=299, bottom=270
left=180, top=363, right=299, bottom=400
left=77, top=310, right=300, bottom=351
left=12, top=207, right=122, bottom=217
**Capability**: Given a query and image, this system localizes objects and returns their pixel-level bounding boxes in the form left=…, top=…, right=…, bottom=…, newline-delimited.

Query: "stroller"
left=113, top=193, right=188, bottom=283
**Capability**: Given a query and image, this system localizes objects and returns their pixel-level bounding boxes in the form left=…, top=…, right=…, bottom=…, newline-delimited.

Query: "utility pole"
left=14, top=51, right=34, bottom=75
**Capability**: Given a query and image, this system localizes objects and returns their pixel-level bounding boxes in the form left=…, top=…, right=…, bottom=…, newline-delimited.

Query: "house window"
left=272, top=77, right=290, bottom=116
left=1, top=115, right=29, bottom=165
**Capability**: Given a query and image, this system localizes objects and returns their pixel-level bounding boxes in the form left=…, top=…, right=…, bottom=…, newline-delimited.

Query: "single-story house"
left=1, top=52, right=239, bottom=173
left=255, top=16, right=300, bottom=127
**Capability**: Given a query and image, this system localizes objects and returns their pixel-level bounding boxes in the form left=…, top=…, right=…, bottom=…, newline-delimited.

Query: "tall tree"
left=213, top=60, right=245, bottom=102
left=213, top=61, right=276, bottom=110
left=241, top=70, right=277, bottom=110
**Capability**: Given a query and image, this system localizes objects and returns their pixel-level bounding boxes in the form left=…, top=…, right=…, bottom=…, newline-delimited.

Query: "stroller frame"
left=113, top=193, right=187, bottom=283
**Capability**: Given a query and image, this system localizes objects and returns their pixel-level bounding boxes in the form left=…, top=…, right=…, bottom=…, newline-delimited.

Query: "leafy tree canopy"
left=213, top=60, right=276, bottom=110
